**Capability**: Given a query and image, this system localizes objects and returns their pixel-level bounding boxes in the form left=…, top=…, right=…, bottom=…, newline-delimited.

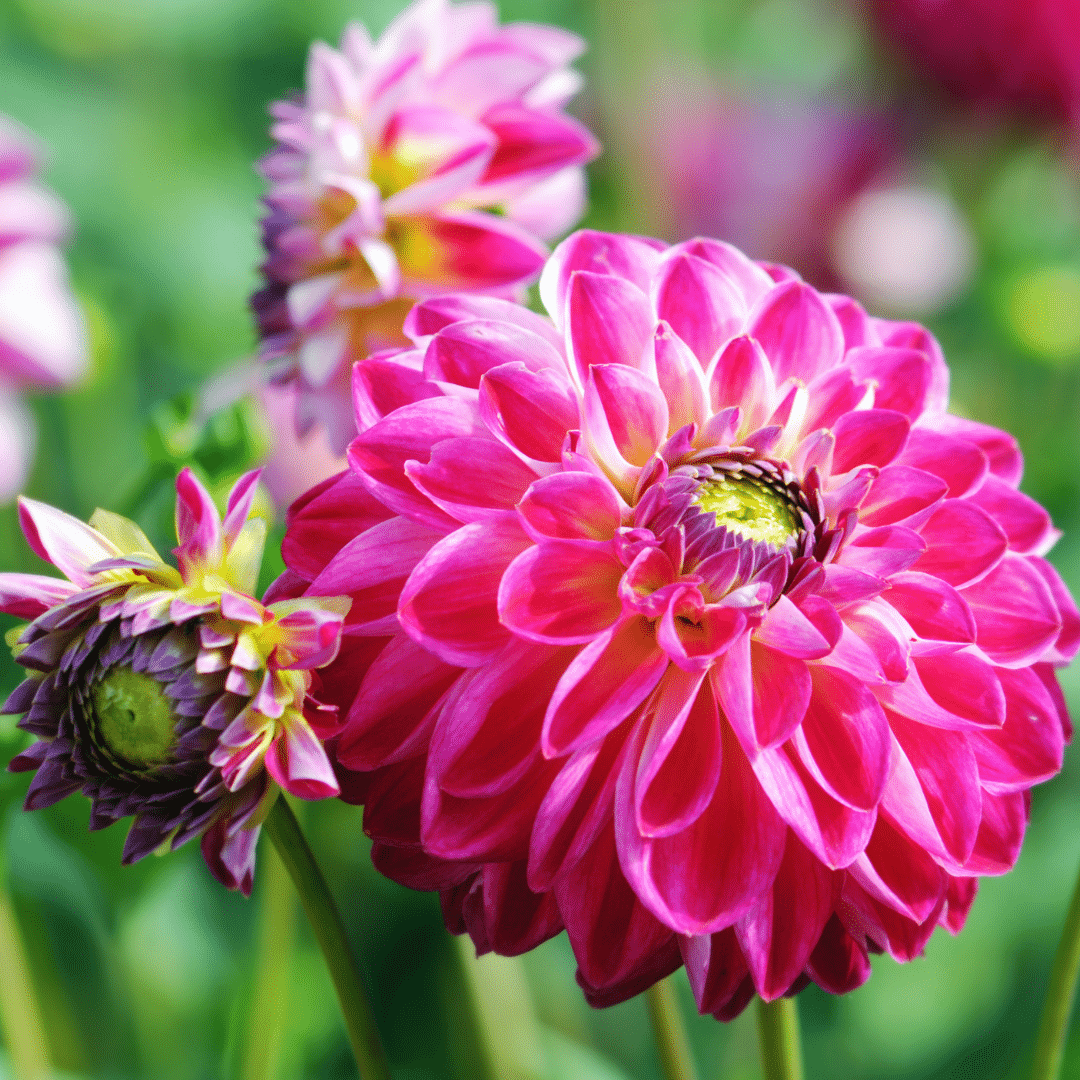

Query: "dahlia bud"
left=1, top=468, right=350, bottom=895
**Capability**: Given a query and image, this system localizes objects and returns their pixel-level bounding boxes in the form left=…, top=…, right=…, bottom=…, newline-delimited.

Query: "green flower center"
left=91, top=668, right=178, bottom=768
left=693, top=474, right=801, bottom=547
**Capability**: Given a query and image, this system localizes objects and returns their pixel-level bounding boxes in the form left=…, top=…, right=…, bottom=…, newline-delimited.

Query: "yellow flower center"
left=693, top=474, right=801, bottom=548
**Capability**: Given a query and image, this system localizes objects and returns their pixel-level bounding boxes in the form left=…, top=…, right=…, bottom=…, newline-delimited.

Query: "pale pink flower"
left=253, top=0, right=598, bottom=452
left=283, top=230, right=1077, bottom=1013
left=0, top=114, right=88, bottom=500
left=2, top=470, right=350, bottom=895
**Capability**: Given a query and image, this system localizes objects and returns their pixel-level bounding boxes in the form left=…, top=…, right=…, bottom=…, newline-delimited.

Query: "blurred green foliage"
left=0, top=0, right=1079, bottom=1077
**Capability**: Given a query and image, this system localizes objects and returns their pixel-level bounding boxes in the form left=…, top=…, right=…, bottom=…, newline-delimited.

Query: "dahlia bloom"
left=870, top=0, right=1080, bottom=127
left=253, top=0, right=598, bottom=452
left=0, top=114, right=88, bottom=500
left=284, top=230, right=1078, bottom=1014
left=2, top=469, right=350, bottom=895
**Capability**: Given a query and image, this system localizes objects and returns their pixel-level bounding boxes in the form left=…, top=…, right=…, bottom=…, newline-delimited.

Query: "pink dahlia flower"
left=283, top=230, right=1078, bottom=1014
left=870, top=0, right=1080, bottom=126
left=0, top=114, right=88, bottom=500
left=253, top=0, right=599, bottom=453
left=2, top=469, right=351, bottom=895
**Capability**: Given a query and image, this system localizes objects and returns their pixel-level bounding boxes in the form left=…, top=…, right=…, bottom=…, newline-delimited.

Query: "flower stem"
left=263, top=796, right=391, bottom=1080
left=756, top=997, right=804, bottom=1080
left=645, top=977, right=699, bottom=1080
left=1031, top=858, right=1080, bottom=1080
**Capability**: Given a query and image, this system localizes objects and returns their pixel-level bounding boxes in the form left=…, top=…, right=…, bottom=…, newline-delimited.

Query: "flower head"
left=2, top=469, right=350, bottom=895
left=284, top=229, right=1078, bottom=1015
left=870, top=0, right=1080, bottom=127
left=253, top=0, right=599, bottom=452
left=0, top=113, right=88, bottom=500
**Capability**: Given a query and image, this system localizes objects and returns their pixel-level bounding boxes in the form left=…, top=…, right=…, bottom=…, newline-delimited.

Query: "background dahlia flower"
left=253, top=0, right=599, bottom=453
left=1, top=469, right=350, bottom=895
left=0, top=113, right=88, bottom=501
left=282, top=228, right=1080, bottom=1016
left=869, top=0, right=1080, bottom=127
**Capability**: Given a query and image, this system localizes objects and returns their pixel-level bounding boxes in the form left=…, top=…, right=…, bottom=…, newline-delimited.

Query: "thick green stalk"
left=645, top=978, right=699, bottom=1080
left=239, top=838, right=296, bottom=1080
left=263, top=797, right=390, bottom=1080
left=756, top=997, right=804, bottom=1080
left=1031, top=859, right=1080, bottom=1080
left=0, top=881, right=51, bottom=1080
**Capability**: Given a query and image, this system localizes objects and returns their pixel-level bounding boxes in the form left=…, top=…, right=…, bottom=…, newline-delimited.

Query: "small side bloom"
left=2, top=469, right=350, bottom=895
left=253, top=0, right=599, bottom=452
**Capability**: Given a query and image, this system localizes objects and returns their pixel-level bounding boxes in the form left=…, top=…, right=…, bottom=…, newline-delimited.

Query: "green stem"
left=0, top=881, right=51, bottom=1080
left=1031, top=859, right=1080, bottom=1080
left=239, top=838, right=296, bottom=1080
left=756, top=997, right=804, bottom=1080
left=645, top=978, right=699, bottom=1080
left=263, top=797, right=390, bottom=1080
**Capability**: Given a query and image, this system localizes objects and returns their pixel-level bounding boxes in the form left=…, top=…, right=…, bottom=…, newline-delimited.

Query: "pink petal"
left=0, top=572, right=79, bottom=617
left=746, top=280, right=844, bottom=384
left=755, top=594, right=834, bottom=659
left=265, top=718, right=340, bottom=799
left=912, top=499, right=1008, bottom=588
left=540, top=230, right=665, bottom=330
left=271, top=606, right=346, bottom=669
left=794, top=666, right=891, bottom=812
left=478, top=361, right=579, bottom=463
left=845, top=346, right=933, bottom=420
left=405, top=293, right=563, bottom=348
left=566, top=271, right=655, bottom=384
left=960, top=553, right=1061, bottom=667
left=841, top=525, right=926, bottom=578
left=709, top=335, right=777, bottom=433
left=542, top=616, right=667, bottom=757
left=962, top=790, right=1026, bottom=875
left=942, top=876, right=978, bottom=935
left=635, top=667, right=720, bottom=837
left=222, top=469, right=264, bottom=547
left=681, top=929, right=752, bottom=1020
left=583, top=363, right=669, bottom=471
left=859, top=466, right=948, bottom=528
left=897, top=428, right=987, bottom=498
left=805, top=914, right=871, bottom=995
left=432, top=40, right=550, bottom=113
left=651, top=252, right=747, bottom=364
left=406, top=436, right=539, bottom=522
left=849, top=815, right=948, bottom=922
left=424, top=319, right=564, bottom=388
left=871, top=319, right=950, bottom=413
left=830, top=409, right=909, bottom=473
left=935, top=414, right=1022, bottom=487
left=17, top=497, right=119, bottom=587
left=173, top=467, right=223, bottom=571
left=884, top=570, right=976, bottom=644
left=651, top=322, right=709, bottom=432
left=735, top=833, right=836, bottom=1001
left=968, top=475, right=1056, bottom=555
left=968, top=666, right=1064, bottom=794
left=516, top=471, right=624, bottom=541
left=398, top=513, right=532, bottom=666
left=840, top=875, right=944, bottom=963
left=479, top=104, right=598, bottom=186
left=673, top=237, right=775, bottom=305
left=1031, top=557, right=1080, bottom=664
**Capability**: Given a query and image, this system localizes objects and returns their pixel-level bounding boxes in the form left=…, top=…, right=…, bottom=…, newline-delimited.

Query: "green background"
left=1, top=0, right=1079, bottom=1077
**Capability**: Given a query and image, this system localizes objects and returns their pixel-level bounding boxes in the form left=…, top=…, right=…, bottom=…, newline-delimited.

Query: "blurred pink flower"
left=283, top=229, right=1078, bottom=1014
left=870, top=0, right=1080, bottom=126
left=0, top=114, right=88, bottom=500
left=2, top=469, right=350, bottom=895
left=253, top=0, right=599, bottom=453
left=645, top=74, right=894, bottom=287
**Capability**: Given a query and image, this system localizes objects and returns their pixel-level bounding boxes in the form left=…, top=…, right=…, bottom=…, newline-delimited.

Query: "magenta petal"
left=498, top=539, right=623, bottom=644
left=806, top=914, right=871, bottom=995
left=307, top=516, right=442, bottom=635
left=850, top=815, right=948, bottom=922
left=840, top=874, right=945, bottom=963
left=709, top=335, right=776, bottom=432
left=268, top=720, right=340, bottom=800
left=968, top=667, right=1064, bottom=794
left=174, top=467, right=223, bottom=571
left=913, top=500, right=1008, bottom=588
left=458, top=861, right=564, bottom=958
left=962, top=790, right=1026, bottom=875
left=881, top=717, right=982, bottom=867
left=17, top=497, right=119, bottom=587
left=935, top=414, right=1022, bottom=487
left=841, top=525, right=926, bottom=578
left=480, top=104, right=598, bottom=186
left=406, top=436, right=538, bottom=523
left=405, top=294, right=563, bottom=348
left=651, top=251, right=747, bottom=364
left=424, top=319, right=564, bottom=388
left=898, top=429, right=988, bottom=498
left=542, top=616, right=667, bottom=757
left=860, top=466, right=948, bottom=528
left=746, top=280, right=844, bottom=385
left=960, top=553, right=1061, bottom=667
left=337, top=633, right=459, bottom=770
left=651, top=322, right=709, bottom=432
left=0, top=572, right=78, bottom=617
left=794, top=666, right=891, bottom=812
left=681, top=928, right=751, bottom=1019
left=884, top=570, right=976, bottom=644
left=1031, top=557, right=1080, bottom=664
left=755, top=595, right=833, bottom=659
left=830, top=409, right=909, bottom=473
left=399, top=513, right=531, bottom=666
left=618, top=719, right=787, bottom=934
left=222, top=469, right=264, bottom=547
left=540, top=230, right=665, bottom=330
left=584, top=363, right=669, bottom=470
left=841, top=600, right=911, bottom=681
left=968, top=475, right=1056, bottom=555
left=478, top=361, right=579, bottom=463
left=421, top=211, right=547, bottom=291
left=735, top=832, right=836, bottom=1001
left=201, top=820, right=258, bottom=897
left=751, top=742, right=877, bottom=869
left=516, top=471, right=623, bottom=541
left=635, top=667, right=720, bottom=837
left=846, top=346, right=934, bottom=420
left=566, top=270, right=656, bottom=381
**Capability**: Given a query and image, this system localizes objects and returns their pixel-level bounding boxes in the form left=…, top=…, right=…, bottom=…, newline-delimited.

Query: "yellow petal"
left=89, top=508, right=163, bottom=561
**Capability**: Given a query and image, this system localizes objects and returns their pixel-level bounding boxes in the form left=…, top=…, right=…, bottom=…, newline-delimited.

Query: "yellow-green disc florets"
left=694, top=474, right=801, bottom=548
left=91, top=668, right=178, bottom=768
